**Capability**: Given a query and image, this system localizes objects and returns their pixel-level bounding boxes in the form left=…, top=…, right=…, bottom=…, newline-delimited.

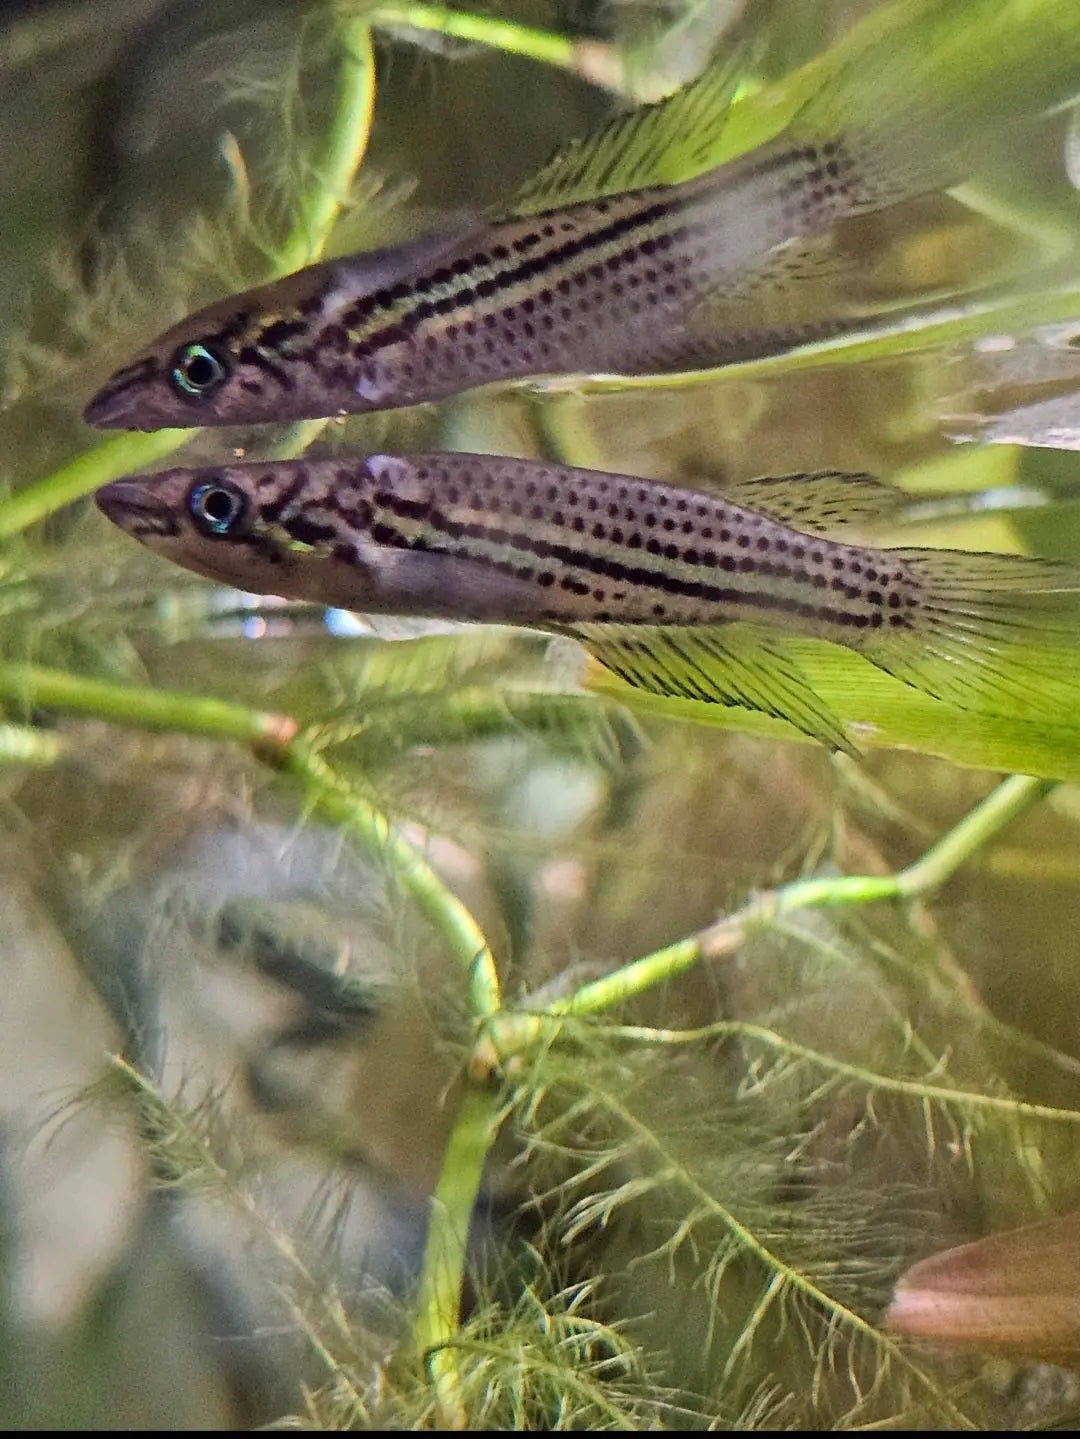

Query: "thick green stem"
left=0, top=661, right=293, bottom=750
left=0, top=22, right=375, bottom=540
left=0, top=669, right=504, bottom=1425
left=0, top=431, right=191, bottom=540
left=412, top=1084, right=499, bottom=1423
left=484, top=773, right=1055, bottom=1060
left=0, top=662, right=499, bottom=1015
left=282, top=741, right=501, bottom=1019
left=275, top=19, right=376, bottom=274
left=370, top=3, right=607, bottom=80
left=892, top=773, right=1057, bottom=900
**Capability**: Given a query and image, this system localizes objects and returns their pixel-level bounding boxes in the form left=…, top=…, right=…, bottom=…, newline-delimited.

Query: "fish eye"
left=171, top=343, right=228, bottom=398
left=188, top=477, right=248, bottom=537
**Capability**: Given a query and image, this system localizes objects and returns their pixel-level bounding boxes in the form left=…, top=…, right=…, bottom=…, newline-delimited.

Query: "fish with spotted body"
left=96, top=453, right=1080, bottom=751
left=83, top=1, right=1080, bottom=429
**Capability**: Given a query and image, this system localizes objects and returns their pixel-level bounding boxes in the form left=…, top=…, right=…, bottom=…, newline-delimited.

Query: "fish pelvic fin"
left=571, top=620, right=856, bottom=754
left=850, top=548, right=1080, bottom=721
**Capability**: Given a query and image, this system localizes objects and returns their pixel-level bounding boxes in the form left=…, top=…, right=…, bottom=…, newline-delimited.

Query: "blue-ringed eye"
left=172, top=343, right=227, bottom=398
left=188, top=478, right=248, bottom=537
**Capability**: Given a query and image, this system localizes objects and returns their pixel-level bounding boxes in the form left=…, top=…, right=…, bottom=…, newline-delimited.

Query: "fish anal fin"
left=572, top=621, right=856, bottom=754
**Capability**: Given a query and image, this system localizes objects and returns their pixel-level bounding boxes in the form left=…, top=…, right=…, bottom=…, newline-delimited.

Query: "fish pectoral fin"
left=679, top=225, right=954, bottom=359
left=509, top=42, right=748, bottom=216
left=722, top=470, right=902, bottom=537
left=572, top=621, right=856, bottom=753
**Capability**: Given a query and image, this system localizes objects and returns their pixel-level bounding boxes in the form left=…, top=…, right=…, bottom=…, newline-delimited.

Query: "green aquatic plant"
left=2, top=0, right=1080, bottom=1430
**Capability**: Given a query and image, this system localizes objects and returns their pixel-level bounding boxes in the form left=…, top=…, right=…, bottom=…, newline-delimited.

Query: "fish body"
left=96, top=452, right=1080, bottom=751
left=81, top=156, right=869, bottom=430
left=83, top=0, right=1080, bottom=430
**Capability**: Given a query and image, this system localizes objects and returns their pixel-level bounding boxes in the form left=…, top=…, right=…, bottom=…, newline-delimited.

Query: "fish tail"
left=788, top=0, right=1080, bottom=213
left=850, top=548, right=1080, bottom=720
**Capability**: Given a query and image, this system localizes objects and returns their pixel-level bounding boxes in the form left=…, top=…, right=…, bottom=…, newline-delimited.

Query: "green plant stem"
left=483, top=773, right=1054, bottom=1060
left=0, top=661, right=294, bottom=749
left=412, top=1084, right=499, bottom=1423
left=889, top=773, right=1056, bottom=899
left=411, top=770, right=1055, bottom=1423
left=370, top=3, right=618, bottom=84
left=0, top=431, right=192, bottom=541
left=0, top=22, right=376, bottom=541
left=288, top=730, right=503, bottom=1417
left=281, top=740, right=501, bottom=1019
left=275, top=19, right=376, bottom=274
left=0, top=661, right=500, bottom=1016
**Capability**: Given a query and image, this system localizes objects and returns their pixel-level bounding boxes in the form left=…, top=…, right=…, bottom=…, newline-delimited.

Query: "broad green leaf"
left=587, top=638, right=1080, bottom=782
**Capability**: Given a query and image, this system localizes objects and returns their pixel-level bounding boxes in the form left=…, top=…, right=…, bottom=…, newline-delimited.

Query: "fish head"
left=83, top=222, right=486, bottom=430
left=82, top=262, right=349, bottom=430
left=95, top=460, right=356, bottom=598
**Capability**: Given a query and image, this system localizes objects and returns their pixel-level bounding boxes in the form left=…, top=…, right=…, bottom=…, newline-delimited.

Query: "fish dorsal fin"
left=722, top=471, right=901, bottom=536
left=516, top=0, right=1080, bottom=224
left=510, top=48, right=746, bottom=216
left=571, top=621, right=855, bottom=753
left=331, top=216, right=486, bottom=288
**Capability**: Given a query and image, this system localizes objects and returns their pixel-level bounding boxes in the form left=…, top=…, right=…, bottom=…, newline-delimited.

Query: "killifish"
left=95, top=452, right=1080, bottom=752
left=83, top=1, right=1080, bottom=430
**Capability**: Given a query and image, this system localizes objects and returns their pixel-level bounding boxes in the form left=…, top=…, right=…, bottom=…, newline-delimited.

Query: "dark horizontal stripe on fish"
left=340, top=200, right=695, bottom=361
left=239, top=345, right=296, bottom=392
left=258, top=473, right=308, bottom=524
left=334, top=140, right=843, bottom=362
left=368, top=493, right=907, bottom=631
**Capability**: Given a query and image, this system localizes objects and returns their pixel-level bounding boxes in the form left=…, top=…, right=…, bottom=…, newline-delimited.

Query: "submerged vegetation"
left=2, top=0, right=1080, bottom=1428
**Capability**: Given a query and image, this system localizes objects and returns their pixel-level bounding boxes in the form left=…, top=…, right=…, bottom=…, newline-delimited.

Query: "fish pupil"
left=189, top=479, right=247, bottom=536
left=172, top=343, right=227, bottom=397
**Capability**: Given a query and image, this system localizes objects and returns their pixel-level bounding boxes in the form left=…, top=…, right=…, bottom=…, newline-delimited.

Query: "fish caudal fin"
left=572, top=621, right=855, bottom=754
left=851, top=548, right=1080, bottom=721
left=787, top=0, right=1080, bottom=214
left=578, top=549, right=1080, bottom=749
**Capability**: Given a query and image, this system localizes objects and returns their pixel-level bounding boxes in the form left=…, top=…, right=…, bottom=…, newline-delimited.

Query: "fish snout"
left=96, top=481, right=181, bottom=537
left=84, top=355, right=176, bottom=430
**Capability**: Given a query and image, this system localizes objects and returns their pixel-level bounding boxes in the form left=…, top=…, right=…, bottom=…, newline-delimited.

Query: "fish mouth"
left=84, top=356, right=167, bottom=429
left=84, top=387, right=148, bottom=429
left=96, top=481, right=181, bottom=537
